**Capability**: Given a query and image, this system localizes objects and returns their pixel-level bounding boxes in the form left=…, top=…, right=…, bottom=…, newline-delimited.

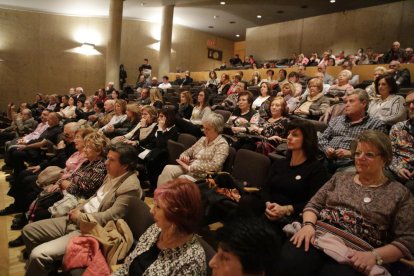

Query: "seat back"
left=126, top=198, right=154, bottom=240
left=213, top=109, right=232, bottom=123
left=222, top=146, right=236, bottom=173
left=167, top=139, right=186, bottom=164
left=232, top=149, right=271, bottom=188
left=177, top=133, right=197, bottom=149
left=197, top=237, right=216, bottom=276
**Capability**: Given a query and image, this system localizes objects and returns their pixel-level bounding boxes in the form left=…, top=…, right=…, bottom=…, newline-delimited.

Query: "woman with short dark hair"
left=368, top=74, right=406, bottom=126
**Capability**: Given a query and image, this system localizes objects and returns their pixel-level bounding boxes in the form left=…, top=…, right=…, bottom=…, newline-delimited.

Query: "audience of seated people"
left=0, top=41, right=414, bottom=275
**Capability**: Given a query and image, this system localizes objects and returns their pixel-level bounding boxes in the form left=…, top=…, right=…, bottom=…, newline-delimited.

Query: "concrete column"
left=106, top=0, right=124, bottom=90
left=158, top=5, right=174, bottom=79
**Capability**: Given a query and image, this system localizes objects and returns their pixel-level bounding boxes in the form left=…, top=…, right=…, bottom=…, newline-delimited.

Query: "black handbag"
left=27, top=191, right=63, bottom=222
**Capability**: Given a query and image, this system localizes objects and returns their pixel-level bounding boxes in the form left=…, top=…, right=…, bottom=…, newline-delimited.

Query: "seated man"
left=92, top=99, right=115, bottom=128
left=318, top=89, right=387, bottom=173
left=387, top=91, right=414, bottom=192
left=158, top=75, right=172, bottom=93
left=229, top=54, right=243, bottom=67
left=7, top=112, right=62, bottom=175
left=0, top=108, right=37, bottom=149
left=388, top=60, right=411, bottom=87
left=22, top=143, right=142, bottom=275
left=180, top=71, right=193, bottom=87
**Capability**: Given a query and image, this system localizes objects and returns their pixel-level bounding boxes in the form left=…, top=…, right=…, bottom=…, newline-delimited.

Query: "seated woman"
left=325, top=70, right=354, bottom=104
left=205, top=70, right=219, bottom=92
left=94, top=88, right=108, bottom=105
left=252, top=82, right=272, bottom=119
left=45, top=131, right=108, bottom=211
left=100, top=99, right=127, bottom=132
left=365, top=66, right=387, bottom=99
left=227, top=91, right=260, bottom=133
left=141, top=107, right=179, bottom=188
left=175, top=90, right=212, bottom=137
left=158, top=113, right=229, bottom=186
left=293, top=78, right=330, bottom=120
left=177, top=91, right=194, bottom=120
left=280, top=130, right=414, bottom=276
left=103, top=103, right=141, bottom=139
left=249, top=71, right=261, bottom=87
left=288, top=71, right=303, bottom=97
left=217, top=73, right=231, bottom=95
left=209, top=217, right=281, bottom=276
left=58, top=96, right=77, bottom=121
left=75, top=98, right=95, bottom=120
left=368, top=74, right=406, bottom=127
left=115, top=105, right=158, bottom=152
left=113, top=179, right=206, bottom=275
left=277, top=81, right=299, bottom=113
left=149, top=88, right=164, bottom=110
left=233, top=97, right=289, bottom=152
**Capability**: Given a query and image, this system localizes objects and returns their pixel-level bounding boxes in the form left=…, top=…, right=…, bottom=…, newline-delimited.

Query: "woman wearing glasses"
left=278, top=130, right=414, bottom=276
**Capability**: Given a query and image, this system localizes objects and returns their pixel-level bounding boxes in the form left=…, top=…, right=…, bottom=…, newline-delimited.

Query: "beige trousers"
left=22, top=216, right=80, bottom=275
left=157, top=165, right=197, bottom=187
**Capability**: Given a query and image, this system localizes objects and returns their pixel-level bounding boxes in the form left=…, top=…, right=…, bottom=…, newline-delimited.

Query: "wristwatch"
left=372, top=249, right=383, bottom=265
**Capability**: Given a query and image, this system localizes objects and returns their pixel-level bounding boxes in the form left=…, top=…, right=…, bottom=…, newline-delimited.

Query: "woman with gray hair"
left=325, top=69, right=354, bottom=104
left=157, top=113, right=229, bottom=186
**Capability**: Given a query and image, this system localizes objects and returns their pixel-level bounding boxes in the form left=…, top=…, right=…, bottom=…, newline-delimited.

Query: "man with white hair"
left=106, top=81, right=115, bottom=95
left=94, top=99, right=115, bottom=128
left=388, top=60, right=411, bottom=87
left=382, top=41, right=405, bottom=63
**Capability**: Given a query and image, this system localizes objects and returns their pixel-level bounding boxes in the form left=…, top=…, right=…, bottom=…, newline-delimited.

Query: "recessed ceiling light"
left=220, top=1, right=226, bottom=5
left=330, top=0, right=335, bottom=2
left=208, top=26, right=214, bottom=29
left=229, top=21, right=236, bottom=24
left=257, top=15, right=262, bottom=19
left=236, top=34, right=240, bottom=37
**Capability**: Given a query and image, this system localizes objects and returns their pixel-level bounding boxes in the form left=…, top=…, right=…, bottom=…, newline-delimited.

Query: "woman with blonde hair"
left=103, top=103, right=141, bottom=138
left=149, top=88, right=164, bottom=109
left=278, top=82, right=299, bottom=113
left=178, top=91, right=194, bottom=120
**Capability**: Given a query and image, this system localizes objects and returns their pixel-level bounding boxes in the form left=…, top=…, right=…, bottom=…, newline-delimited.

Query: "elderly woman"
left=114, top=179, right=206, bottom=275
left=103, top=103, right=141, bottom=139
left=100, top=99, right=127, bottom=132
left=158, top=113, right=229, bottom=186
left=365, top=66, right=387, bottom=99
left=368, top=74, right=406, bottom=127
left=278, top=81, right=299, bottom=113
left=293, top=78, right=330, bottom=120
left=227, top=91, right=260, bottom=133
left=234, top=97, right=289, bottom=152
left=280, top=130, right=414, bottom=276
left=325, top=70, right=354, bottom=104
left=209, top=217, right=281, bottom=276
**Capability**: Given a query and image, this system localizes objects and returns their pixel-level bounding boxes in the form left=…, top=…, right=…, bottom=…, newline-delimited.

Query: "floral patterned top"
left=305, top=172, right=414, bottom=259
left=260, top=117, right=289, bottom=138
left=113, top=224, right=207, bottom=276
left=389, top=120, right=414, bottom=176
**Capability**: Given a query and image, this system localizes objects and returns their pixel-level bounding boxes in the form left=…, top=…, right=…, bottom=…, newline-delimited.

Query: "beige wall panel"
left=0, top=8, right=234, bottom=109
left=247, top=1, right=414, bottom=61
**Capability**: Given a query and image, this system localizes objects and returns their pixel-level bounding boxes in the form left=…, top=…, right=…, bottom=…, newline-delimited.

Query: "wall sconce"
left=77, top=42, right=101, bottom=56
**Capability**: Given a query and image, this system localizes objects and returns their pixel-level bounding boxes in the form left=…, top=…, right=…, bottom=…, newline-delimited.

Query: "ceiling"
left=0, top=0, right=401, bottom=40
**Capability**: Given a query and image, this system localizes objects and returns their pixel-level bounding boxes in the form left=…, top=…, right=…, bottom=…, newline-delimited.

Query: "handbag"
left=36, top=166, right=64, bottom=188
left=27, top=190, right=64, bottom=222
left=255, top=139, right=277, bottom=156
left=48, top=191, right=79, bottom=217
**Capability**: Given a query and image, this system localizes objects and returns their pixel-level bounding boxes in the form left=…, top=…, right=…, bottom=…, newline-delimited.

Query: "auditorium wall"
left=0, top=8, right=234, bottom=108
left=246, top=1, right=414, bottom=62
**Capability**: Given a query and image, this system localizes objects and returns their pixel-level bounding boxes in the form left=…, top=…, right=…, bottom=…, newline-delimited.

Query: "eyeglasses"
left=404, top=100, right=414, bottom=107
left=353, top=151, right=381, bottom=159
